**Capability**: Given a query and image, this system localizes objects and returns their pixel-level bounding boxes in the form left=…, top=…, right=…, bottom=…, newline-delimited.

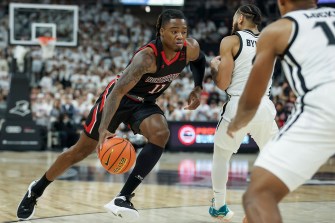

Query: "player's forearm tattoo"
left=99, top=51, right=155, bottom=131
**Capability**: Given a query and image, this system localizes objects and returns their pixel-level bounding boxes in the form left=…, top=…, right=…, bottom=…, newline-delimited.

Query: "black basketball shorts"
left=83, top=81, right=165, bottom=141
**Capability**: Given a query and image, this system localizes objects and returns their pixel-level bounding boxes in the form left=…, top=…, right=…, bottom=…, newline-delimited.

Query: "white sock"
left=213, top=191, right=226, bottom=209
left=211, top=145, right=233, bottom=209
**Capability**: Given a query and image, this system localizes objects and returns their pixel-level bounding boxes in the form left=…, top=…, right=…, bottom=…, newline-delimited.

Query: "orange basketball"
left=98, top=137, right=136, bottom=174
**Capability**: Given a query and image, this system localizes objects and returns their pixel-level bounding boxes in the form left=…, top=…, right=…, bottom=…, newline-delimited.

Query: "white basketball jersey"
left=226, top=30, right=272, bottom=96
left=281, top=7, right=335, bottom=96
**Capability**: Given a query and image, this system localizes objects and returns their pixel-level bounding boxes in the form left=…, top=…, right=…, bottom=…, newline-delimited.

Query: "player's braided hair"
left=156, top=9, right=187, bottom=37
left=237, top=4, right=262, bottom=26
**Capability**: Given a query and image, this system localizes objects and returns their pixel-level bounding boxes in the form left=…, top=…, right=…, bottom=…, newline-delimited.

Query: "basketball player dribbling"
left=208, top=4, right=278, bottom=221
left=17, top=9, right=206, bottom=221
left=227, top=0, right=335, bottom=222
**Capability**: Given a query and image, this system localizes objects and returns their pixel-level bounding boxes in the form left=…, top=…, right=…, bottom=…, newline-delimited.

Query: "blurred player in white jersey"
left=208, top=4, right=278, bottom=221
left=227, top=0, right=335, bottom=222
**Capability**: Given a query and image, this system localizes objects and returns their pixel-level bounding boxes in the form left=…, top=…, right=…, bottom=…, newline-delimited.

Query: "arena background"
left=0, top=0, right=334, bottom=153
left=0, top=1, right=335, bottom=223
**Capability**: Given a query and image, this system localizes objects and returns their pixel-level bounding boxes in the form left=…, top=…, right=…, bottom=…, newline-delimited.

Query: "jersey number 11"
left=314, top=21, right=335, bottom=45
left=148, top=84, right=166, bottom=94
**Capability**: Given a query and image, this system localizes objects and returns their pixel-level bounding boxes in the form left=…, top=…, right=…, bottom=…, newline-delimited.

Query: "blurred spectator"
left=53, top=113, right=78, bottom=149
left=217, top=21, right=229, bottom=37
left=275, top=101, right=286, bottom=127
left=170, top=101, right=186, bottom=121
left=50, top=98, right=62, bottom=125
left=32, top=93, right=52, bottom=127
left=39, top=72, right=53, bottom=92
left=203, top=75, right=215, bottom=93
left=271, top=81, right=282, bottom=98
left=61, top=95, right=75, bottom=119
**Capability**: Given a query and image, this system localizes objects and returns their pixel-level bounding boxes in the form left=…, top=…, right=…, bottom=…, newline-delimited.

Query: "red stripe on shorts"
left=84, top=105, right=98, bottom=134
left=100, top=79, right=116, bottom=112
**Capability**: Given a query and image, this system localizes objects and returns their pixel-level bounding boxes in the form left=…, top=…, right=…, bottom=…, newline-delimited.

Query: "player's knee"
left=156, top=128, right=170, bottom=144
left=149, top=127, right=170, bottom=146
left=243, top=184, right=266, bottom=212
left=243, top=181, right=276, bottom=207
left=242, top=189, right=255, bottom=209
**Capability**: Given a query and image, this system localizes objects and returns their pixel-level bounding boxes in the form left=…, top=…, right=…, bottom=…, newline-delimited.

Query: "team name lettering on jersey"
left=304, top=10, right=335, bottom=19
left=281, top=7, right=335, bottom=95
left=145, top=73, right=180, bottom=84
left=246, top=39, right=257, bottom=47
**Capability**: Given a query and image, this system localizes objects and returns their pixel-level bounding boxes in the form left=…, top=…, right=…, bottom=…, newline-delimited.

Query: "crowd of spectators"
left=0, top=0, right=295, bottom=148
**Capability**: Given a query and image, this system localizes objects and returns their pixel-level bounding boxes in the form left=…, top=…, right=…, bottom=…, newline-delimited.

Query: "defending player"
left=209, top=4, right=278, bottom=221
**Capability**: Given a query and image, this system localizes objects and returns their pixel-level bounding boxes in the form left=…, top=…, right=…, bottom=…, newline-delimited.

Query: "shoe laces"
left=22, top=191, right=38, bottom=210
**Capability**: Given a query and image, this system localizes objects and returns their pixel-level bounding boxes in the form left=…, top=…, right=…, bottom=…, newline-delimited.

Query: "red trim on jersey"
left=161, top=51, right=181, bottom=66
left=148, top=43, right=158, bottom=56
left=129, top=43, right=157, bottom=64
left=84, top=106, right=98, bottom=134
left=100, top=79, right=116, bottom=112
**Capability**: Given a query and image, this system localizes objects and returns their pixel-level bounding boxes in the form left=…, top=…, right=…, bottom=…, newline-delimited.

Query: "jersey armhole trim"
left=280, top=17, right=299, bottom=58
left=233, top=32, right=243, bottom=61
left=147, top=43, right=158, bottom=56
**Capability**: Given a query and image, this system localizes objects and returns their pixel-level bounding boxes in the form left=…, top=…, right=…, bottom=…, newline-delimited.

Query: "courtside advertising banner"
left=167, top=121, right=258, bottom=152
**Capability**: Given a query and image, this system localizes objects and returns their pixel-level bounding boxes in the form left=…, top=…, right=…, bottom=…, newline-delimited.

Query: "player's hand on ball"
left=97, top=129, right=116, bottom=153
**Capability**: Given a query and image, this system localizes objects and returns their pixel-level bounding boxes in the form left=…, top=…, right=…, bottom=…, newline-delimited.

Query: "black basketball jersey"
left=126, top=38, right=187, bottom=102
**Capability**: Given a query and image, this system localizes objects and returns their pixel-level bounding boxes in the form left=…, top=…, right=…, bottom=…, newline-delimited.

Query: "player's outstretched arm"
left=97, top=48, right=156, bottom=148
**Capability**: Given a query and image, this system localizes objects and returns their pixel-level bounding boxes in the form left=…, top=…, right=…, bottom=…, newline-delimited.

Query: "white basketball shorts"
left=214, top=96, right=278, bottom=153
left=255, top=83, right=335, bottom=191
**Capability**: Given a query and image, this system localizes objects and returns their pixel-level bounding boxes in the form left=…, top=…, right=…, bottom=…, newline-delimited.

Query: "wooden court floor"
left=0, top=150, right=334, bottom=223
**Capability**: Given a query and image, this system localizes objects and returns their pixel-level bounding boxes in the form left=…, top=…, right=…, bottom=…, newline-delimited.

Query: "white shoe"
left=104, top=193, right=139, bottom=221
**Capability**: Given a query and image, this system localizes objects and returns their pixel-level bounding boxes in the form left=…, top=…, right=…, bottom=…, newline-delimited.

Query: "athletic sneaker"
left=209, top=198, right=234, bottom=222
left=17, top=180, right=39, bottom=220
left=104, top=193, right=139, bottom=221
